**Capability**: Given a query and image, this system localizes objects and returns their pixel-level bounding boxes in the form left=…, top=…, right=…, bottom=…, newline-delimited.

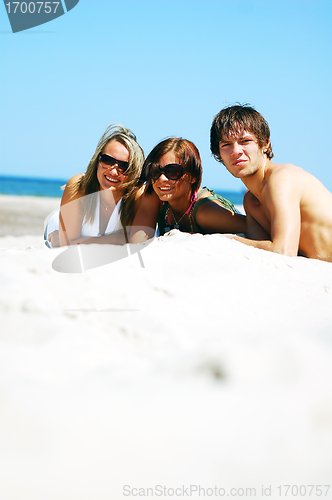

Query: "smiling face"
left=151, top=151, right=194, bottom=205
left=218, top=130, right=269, bottom=179
left=97, top=139, right=129, bottom=194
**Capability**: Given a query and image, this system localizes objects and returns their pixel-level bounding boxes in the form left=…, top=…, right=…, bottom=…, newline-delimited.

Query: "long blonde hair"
left=69, top=124, right=145, bottom=227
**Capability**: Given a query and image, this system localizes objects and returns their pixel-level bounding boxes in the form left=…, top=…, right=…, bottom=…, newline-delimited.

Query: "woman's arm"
left=129, top=188, right=161, bottom=243
left=64, top=233, right=129, bottom=245
left=59, top=178, right=129, bottom=246
left=194, top=199, right=247, bottom=235
left=60, top=180, right=160, bottom=246
left=59, top=174, right=85, bottom=246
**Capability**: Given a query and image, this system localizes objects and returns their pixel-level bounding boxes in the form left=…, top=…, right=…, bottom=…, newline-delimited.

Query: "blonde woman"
left=45, top=124, right=153, bottom=247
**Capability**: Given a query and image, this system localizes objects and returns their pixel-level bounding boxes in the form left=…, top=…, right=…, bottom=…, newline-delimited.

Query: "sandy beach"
left=1, top=194, right=332, bottom=500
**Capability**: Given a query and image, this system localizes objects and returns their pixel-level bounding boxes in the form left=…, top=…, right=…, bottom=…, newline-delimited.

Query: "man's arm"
left=228, top=174, right=302, bottom=256
left=243, top=191, right=271, bottom=240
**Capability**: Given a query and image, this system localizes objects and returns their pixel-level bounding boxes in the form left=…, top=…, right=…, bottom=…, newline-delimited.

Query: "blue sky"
left=1, top=0, right=332, bottom=192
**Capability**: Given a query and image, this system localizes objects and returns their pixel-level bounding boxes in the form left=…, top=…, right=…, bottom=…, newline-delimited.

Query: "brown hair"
left=142, top=137, right=202, bottom=196
left=210, top=104, right=273, bottom=162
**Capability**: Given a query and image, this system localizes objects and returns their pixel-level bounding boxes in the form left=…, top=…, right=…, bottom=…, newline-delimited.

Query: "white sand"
left=1, top=195, right=332, bottom=499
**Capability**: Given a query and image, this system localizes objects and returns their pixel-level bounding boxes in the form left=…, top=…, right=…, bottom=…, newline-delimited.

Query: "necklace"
left=101, top=197, right=113, bottom=211
left=166, top=191, right=198, bottom=230
left=167, top=205, right=187, bottom=229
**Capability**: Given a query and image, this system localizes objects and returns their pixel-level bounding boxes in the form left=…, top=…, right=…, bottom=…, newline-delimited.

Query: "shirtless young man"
left=210, top=104, right=332, bottom=262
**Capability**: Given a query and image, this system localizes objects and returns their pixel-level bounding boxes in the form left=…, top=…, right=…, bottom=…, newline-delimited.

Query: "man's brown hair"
left=210, top=104, right=273, bottom=163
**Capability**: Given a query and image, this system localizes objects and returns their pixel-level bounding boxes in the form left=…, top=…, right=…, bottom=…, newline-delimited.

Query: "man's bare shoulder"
left=268, top=161, right=307, bottom=178
left=265, top=162, right=318, bottom=192
left=265, top=161, right=332, bottom=214
left=260, top=162, right=316, bottom=215
left=268, top=161, right=330, bottom=190
left=263, top=162, right=302, bottom=194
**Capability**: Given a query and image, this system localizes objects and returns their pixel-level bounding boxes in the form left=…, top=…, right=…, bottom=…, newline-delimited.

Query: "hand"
left=222, top=233, right=236, bottom=239
left=48, top=230, right=60, bottom=248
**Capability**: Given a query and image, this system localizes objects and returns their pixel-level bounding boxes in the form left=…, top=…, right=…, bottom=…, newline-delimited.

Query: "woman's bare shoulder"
left=136, top=185, right=161, bottom=206
left=61, top=173, right=84, bottom=205
left=65, top=173, right=84, bottom=187
left=134, top=183, right=146, bottom=199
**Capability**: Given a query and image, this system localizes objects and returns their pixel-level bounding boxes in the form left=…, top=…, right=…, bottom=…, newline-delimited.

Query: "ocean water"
left=212, top=188, right=245, bottom=206
left=0, top=175, right=245, bottom=205
left=0, top=175, right=66, bottom=198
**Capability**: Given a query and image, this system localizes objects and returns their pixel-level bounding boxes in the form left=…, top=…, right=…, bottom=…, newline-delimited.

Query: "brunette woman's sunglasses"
left=98, top=154, right=129, bottom=174
left=150, top=163, right=184, bottom=181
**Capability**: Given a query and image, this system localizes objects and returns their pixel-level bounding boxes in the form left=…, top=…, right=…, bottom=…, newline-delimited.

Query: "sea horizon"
left=0, top=174, right=245, bottom=205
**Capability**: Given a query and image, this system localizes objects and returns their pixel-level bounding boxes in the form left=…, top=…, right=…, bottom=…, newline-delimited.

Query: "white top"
left=81, top=195, right=122, bottom=236
left=44, top=194, right=123, bottom=246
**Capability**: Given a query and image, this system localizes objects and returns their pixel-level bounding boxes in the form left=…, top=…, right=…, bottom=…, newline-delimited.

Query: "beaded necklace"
left=164, top=191, right=198, bottom=232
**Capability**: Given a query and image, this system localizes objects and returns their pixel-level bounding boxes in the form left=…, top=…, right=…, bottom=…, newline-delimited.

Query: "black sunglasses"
left=98, top=153, right=129, bottom=174
left=150, top=163, right=184, bottom=181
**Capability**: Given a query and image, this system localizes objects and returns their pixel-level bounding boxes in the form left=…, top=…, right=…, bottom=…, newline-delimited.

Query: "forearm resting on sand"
left=226, top=234, right=299, bottom=257
left=60, top=226, right=155, bottom=246
left=59, top=231, right=128, bottom=246
left=129, top=226, right=155, bottom=244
